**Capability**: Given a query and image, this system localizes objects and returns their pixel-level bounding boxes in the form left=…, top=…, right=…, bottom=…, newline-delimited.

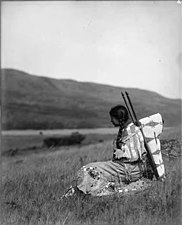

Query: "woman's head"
left=109, top=105, right=129, bottom=127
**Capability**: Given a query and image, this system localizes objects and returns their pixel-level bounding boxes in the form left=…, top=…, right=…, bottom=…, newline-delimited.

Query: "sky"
left=1, top=1, right=181, bottom=99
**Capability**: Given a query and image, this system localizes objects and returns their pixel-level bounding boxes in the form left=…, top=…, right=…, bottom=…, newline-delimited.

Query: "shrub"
left=43, top=132, right=85, bottom=148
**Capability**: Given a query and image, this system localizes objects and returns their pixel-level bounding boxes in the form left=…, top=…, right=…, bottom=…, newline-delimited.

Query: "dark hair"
left=109, top=105, right=129, bottom=123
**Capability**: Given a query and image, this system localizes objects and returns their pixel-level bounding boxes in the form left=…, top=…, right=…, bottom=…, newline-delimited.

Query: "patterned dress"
left=64, top=114, right=164, bottom=197
left=65, top=124, right=151, bottom=197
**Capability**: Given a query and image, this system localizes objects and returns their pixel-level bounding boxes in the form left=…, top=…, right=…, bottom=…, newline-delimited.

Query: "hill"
left=1, top=68, right=181, bottom=130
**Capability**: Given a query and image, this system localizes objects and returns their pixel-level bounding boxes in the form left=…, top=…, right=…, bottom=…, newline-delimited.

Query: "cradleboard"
left=120, top=113, right=165, bottom=179
left=139, top=113, right=165, bottom=179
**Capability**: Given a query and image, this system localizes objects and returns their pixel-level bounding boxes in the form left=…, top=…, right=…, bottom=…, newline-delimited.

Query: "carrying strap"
left=122, top=125, right=143, bottom=143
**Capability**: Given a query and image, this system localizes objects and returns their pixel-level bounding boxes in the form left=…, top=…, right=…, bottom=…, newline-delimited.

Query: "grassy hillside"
left=1, top=68, right=181, bottom=129
left=1, top=127, right=181, bottom=225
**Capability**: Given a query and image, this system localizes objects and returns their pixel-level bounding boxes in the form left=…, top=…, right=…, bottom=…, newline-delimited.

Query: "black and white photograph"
left=1, top=1, right=181, bottom=225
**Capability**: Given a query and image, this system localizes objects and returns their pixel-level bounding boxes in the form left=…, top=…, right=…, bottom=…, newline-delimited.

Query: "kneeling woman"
left=64, top=105, right=154, bottom=197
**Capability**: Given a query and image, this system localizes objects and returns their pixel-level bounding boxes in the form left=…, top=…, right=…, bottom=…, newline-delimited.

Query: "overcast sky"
left=1, top=1, right=181, bottom=99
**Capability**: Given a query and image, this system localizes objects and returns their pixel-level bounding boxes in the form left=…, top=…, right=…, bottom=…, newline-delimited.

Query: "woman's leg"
left=75, top=161, right=128, bottom=195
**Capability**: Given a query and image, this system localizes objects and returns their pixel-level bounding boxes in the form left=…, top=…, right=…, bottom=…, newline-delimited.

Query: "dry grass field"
left=1, top=127, right=181, bottom=225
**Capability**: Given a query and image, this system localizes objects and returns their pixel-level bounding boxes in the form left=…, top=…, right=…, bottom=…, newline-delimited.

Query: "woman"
left=64, top=105, right=153, bottom=197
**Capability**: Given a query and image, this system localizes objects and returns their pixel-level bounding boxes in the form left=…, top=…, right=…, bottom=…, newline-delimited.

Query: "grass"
left=1, top=127, right=181, bottom=225
left=1, top=132, right=115, bottom=156
left=2, top=126, right=180, bottom=155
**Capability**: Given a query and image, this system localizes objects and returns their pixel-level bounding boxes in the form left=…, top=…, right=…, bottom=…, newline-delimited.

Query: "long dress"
left=64, top=113, right=164, bottom=197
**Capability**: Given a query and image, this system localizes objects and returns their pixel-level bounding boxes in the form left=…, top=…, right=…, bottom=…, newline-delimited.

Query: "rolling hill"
left=1, top=68, right=181, bottom=130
